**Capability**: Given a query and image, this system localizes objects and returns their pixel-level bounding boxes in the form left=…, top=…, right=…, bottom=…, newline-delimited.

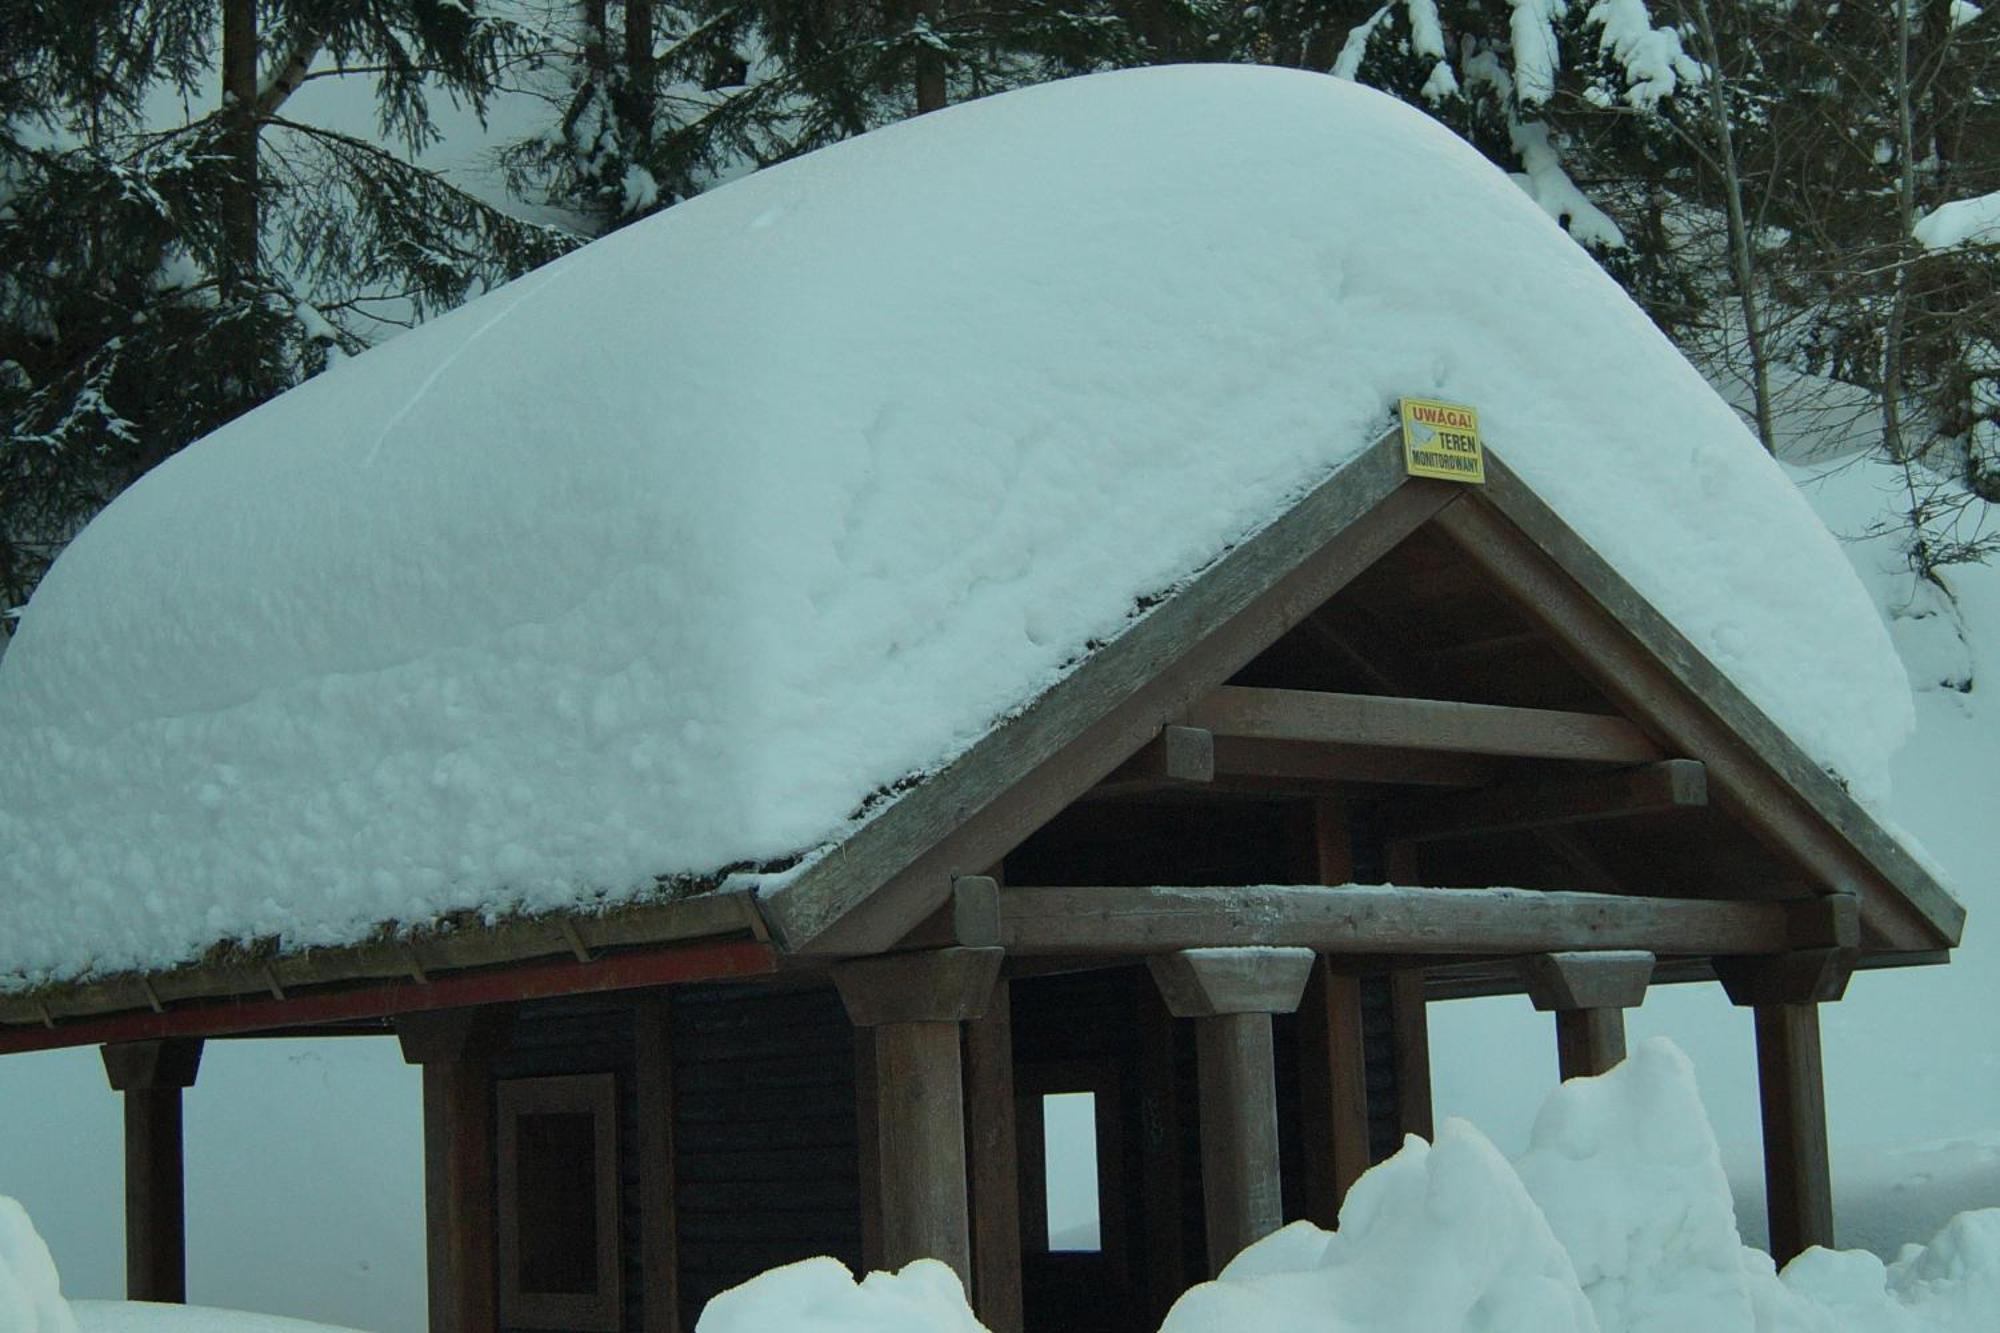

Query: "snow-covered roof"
left=0, top=66, right=1914, bottom=987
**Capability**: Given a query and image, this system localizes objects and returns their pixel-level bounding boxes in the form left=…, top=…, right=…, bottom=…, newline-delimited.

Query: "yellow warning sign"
left=1399, top=398, right=1486, bottom=483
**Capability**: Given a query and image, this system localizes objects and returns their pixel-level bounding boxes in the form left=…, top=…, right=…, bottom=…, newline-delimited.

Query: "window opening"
left=1042, top=1091, right=1103, bottom=1252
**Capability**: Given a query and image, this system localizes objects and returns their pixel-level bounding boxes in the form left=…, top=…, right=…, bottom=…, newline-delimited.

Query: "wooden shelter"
left=0, top=432, right=1963, bottom=1333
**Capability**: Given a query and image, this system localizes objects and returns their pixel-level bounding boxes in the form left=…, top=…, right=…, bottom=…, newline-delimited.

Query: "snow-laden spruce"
left=0, top=66, right=1911, bottom=985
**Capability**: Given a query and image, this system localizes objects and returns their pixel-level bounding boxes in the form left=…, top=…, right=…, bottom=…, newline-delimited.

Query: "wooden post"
left=101, top=1039, right=204, bottom=1304
left=834, top=947, right=1003, bottom=1291
left=1148, top=948, right=1314, bottom=1274
left=397, top=1007, right=513, bottom=1333
left=1293, top=796, right=1369, bottom=1227
left=1716, top=948, right=1853, bottom=1264
left=963, top=976, right=1022, bottom=1333
left=1521, top=951, right=1655, bottom=1081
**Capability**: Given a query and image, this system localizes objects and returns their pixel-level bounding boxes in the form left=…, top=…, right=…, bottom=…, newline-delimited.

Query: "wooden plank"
left=1555, top=1008, right=1628, bottom=1079
left=1185, top=686, right=1662, bottom=765
left=762, top=432, right=1463, bottom=955
left=964, top=979, right=1023, bottom=1333
left=998, top=884, right=1813, bottom=958
left=637, top=997, right=680, bottom=1333
left=1434, top=464, right=1963, bottom=951
left=1193, top=1011, right=1286, bottom=1274
left=1377, top=760, right=1706, bottom=844
left=1752, top=1003, right=1835, bottom=1262
left=1388, top=971, right=1433, bottom=1142
left=869, top=1022, right=974, bottom=1285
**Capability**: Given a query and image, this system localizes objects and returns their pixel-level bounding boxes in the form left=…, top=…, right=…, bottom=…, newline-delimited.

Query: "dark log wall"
left=670, top=983, right=862, bottom=1330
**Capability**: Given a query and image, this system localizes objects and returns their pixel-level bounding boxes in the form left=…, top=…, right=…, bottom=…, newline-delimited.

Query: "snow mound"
left=1162, top=1125, right=1596, bottom=1332
left=693, top=1257, right=986, bottom=1333
left=0, top=1198, right=76, bottom=1333
left=1913, top=190, right=2000, bottom=251
left=0, top=65, right=1911, bottom=984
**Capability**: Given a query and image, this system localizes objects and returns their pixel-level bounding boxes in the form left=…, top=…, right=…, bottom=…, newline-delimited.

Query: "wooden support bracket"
left=1148, top=948, right=1316, bottom=1018
left=1520, top=951, right=1655, bottom=1013
left=834, top=947, right=1004, bottom=1027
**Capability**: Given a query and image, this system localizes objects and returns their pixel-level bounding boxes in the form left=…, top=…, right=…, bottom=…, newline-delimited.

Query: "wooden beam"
left=1104, top=726, right=1215, bottom=787
left=963, top=978, right=1022, bottom=1333
left=102, top=1040, right=203, bottom=1304
left=1377, top=760, right=1706, bottom=844
left=763, top=433, right=1463, bottom=955
left=999, top=884, right=1827, bottom=958
left=1210, top=735, right=1497, bottom=790
left=1433, top=468, right=1963, bottom=951
left=833, top=947, right=1003, bottom=1027
left=1184, top=686, right=1662, bottom=765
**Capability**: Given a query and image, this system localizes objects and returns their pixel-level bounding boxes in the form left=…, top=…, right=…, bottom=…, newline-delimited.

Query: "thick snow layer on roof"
left=0, top=66, right=1911, bottom=984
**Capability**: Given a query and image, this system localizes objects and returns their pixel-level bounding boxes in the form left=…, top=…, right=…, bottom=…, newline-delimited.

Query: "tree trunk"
left=220, top=0, right=260, bottom=300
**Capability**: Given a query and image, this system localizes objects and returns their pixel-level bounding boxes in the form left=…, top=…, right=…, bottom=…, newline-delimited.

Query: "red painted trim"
left=0, top=938, right=780, bottom=1055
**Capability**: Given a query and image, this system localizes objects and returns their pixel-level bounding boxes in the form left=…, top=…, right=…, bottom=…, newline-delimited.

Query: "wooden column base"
left=102, top=1039, right=204, bottom=1305
left=871, top=1022, right=974, bottom=1283
left=1753, top=1002, right=1834, bottom=1262
left=1194, top=1011, right=1284, bottom=1272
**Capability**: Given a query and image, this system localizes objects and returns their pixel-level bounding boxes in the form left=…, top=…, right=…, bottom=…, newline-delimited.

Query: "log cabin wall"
left=668, top=981, right=862, bottom=1330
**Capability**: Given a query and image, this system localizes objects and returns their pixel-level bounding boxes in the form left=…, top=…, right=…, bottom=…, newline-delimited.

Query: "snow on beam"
left=997, top=884, right=1833, bottom=958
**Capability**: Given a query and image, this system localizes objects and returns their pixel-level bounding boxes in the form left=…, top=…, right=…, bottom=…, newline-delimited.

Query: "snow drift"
left=0, top=65, right=1911, bottom=983
left=690, top=1042, right=2000, bottom=1333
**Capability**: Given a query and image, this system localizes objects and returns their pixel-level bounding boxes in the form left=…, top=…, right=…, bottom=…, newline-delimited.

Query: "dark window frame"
left=497, top=1072, right=622, bottom=1331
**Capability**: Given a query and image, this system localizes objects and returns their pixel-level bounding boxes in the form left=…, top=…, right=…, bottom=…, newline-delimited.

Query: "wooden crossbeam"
left=1183, top=686, right=1662, bottom=765
left=998, top=884, right=1821, bottom=958
left=1376, top=760, right=1706, bottom=843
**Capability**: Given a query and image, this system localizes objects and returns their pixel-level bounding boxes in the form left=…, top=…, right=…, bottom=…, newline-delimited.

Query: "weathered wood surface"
left=868, top=1022, right=974, bottom=1285
left=1193, top=1012, right=1286, bottom=1274
left=897, top=877, right=1003, bottom=952
left=1751, top=1002, right=1835, bottom=1262
left=1378, top=761, right=1706, bottom=844
left=101, top=1039, right=203, bottom=1304
left=1435, top=462, right=1963, bottom=952
left=1183, top=686, right=1662, bottom=764
left=1148, top=948, right=1315, bottom=1018
left=1554, top=1008, right=1628, bottom=1080
left=833, top=947, right=1003, bottom=1026
left=1103, top=726, right=1216, bottom=788
left=964, top=978, right=1023, bottom=1333
left=764, top=432, right=1460, bottom=954
left=1210, top=735, right=1496, bottom=789
left=998, top=884, right=1825, bottom=957
left=1521, top=951, right=1655, bottom=1012
left=1716, top=946, right=1857, bottom=1006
